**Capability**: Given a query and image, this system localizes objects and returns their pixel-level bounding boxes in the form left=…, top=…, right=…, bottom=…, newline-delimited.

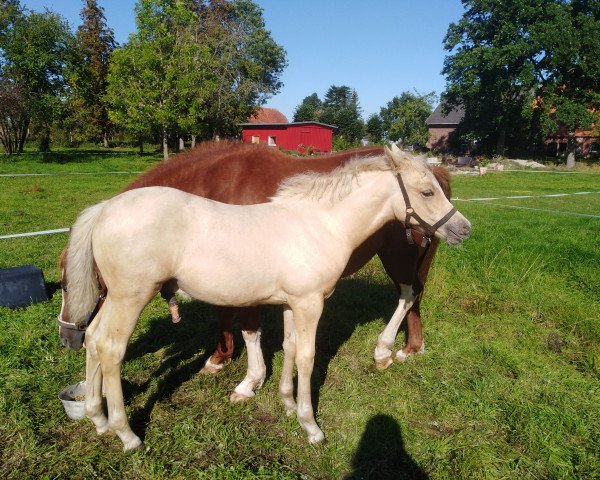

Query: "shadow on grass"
left=121, top=276, right=400, bottom=440
left=343, top=414, right=428, bottom=480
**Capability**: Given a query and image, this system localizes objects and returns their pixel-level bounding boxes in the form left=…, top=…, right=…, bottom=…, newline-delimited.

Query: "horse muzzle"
left=440, top=216, right=472, bottom=245
left=58, top=318, right=85, bottom=350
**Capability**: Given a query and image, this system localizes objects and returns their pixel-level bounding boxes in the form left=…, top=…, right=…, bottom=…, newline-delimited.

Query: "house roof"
left=426, top=103, right=465, bottom=126
left=239, top=120, right=336, bottom=129
left=247, top=107, right=289, bottom=124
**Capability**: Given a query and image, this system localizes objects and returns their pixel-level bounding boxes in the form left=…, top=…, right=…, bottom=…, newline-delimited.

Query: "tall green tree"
left=0, top=7, right=73, bottom=152
left=365, top=113, right=384, bottom=144
left=293, top=92, right=322, bottom=122
left=106, top=0, right=286, bottom=159
left=377, top=91, right=436, bottom=146
left=443, top=0, right=600, bottom=158
left=320, top=85, right=364, bottom=146
left=69, top=0, right=116, bottom=146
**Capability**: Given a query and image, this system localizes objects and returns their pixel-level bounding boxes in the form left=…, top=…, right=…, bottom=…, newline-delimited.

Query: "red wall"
left=241, top=123, right=333, bottom=153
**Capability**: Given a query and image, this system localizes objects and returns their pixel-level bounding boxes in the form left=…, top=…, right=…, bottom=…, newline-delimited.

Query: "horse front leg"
left=84, top=330, right=108, bottom=436
left=290, top=295, right=324, bottom=444
left=373, top=284, right=416, bottom=369
left=230, top=328, right=267, bottom=402
left=397, top=302, right=425, bottom=362
left=279, top=306, right=297, bottom=416
left=95, top=299, right=143, bottom=451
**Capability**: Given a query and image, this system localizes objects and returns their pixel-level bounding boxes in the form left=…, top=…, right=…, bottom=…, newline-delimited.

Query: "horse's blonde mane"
left=272, top=153, right=430, bottom=203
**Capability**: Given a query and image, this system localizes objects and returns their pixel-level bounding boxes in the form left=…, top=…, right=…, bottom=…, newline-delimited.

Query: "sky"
left=19, top=0, right=465, bottom=121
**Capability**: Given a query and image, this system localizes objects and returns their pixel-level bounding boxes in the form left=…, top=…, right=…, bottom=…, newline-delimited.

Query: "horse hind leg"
left=160, top=280, right=181, bottom=324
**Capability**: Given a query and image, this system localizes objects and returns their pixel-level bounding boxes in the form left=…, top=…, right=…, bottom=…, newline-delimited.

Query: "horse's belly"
left=176, top=268, right=285, bottom=307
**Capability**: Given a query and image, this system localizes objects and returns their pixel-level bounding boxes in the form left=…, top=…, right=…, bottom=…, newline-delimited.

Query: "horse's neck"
left=326, top=172, right=399, bottom=251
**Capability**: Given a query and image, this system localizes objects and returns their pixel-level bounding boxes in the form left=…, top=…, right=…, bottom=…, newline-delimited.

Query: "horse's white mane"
left=271, top=153, right=430, bottom=204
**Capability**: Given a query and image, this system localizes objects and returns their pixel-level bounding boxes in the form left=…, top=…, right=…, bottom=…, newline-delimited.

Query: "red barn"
left=240, top=108, right=335, bottom=154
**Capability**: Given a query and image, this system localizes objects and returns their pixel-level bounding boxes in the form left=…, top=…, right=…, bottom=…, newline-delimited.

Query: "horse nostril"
left=60, top=337, right=69, bottom=348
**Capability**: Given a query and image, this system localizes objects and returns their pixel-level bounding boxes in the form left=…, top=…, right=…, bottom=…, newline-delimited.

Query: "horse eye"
left=422, top=190, right=434, bottom=197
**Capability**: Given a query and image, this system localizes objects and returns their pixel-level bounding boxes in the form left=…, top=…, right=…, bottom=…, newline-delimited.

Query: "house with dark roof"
left=239, top=108, right=335, bottom=154
left=425, top=103, right=465, bottom=152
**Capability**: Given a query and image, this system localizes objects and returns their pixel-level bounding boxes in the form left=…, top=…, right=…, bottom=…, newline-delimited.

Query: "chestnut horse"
left=127, top=142, right=451, bottom=370
left=60, top=148, right=470, bottom=449
left=59, top=142, right=450, bottom=372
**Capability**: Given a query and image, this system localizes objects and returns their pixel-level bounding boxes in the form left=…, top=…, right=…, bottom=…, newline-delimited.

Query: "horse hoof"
left=123, top=437, right=143, bottom=452
left=396, top=343, right=425, bottom=363
left=375, top=357, right=393, bottom=370
left=94, top=420, right=109, bottom=436
left=308, top=430, right=325, bottom=444
left=285, top=407, right=296, bottom=417
left=200, top=358, right=225, bottom=375
left=230, top=391, right=252, bottom=403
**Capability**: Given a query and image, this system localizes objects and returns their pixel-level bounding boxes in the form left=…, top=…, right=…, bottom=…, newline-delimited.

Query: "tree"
left=106, top=0, right=286, bottom=159
left=0, top=78, right=28, bottom=154
left=443, top=0, right=600, bottom=158
left=293, top=93, right=322, bottom=122
left=0, top=7, right=73, bottom=152
left=379, top=91, right=436, bottom=146
left=68, top=0, right=116, bottom=146
left=365, top=113, right=384, bottom=144
left=319, top=85, right=364, bottom=146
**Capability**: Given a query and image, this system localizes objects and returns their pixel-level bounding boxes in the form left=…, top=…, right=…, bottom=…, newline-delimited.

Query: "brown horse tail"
left=65, top=200, right=107, bottom=325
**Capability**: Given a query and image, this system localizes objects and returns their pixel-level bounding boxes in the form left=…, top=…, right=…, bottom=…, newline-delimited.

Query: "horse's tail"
left=65, top=200, right=108, bottom=325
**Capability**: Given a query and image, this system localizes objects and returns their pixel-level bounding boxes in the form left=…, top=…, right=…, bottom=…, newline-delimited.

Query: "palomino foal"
left=60, top=148, right=470, bottom=450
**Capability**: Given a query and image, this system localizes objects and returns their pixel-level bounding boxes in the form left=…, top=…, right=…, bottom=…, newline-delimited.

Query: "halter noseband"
left=396, top=172, right=457, bottom=245
left=57, top=292, right=106, bottom=333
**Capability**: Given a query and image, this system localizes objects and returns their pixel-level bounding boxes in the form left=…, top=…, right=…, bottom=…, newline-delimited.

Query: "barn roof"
left=247, top=107, right=289, bottom=124
left=426, top=103, right=465, bottom=126
left=239, top=120, right=336, bottom=129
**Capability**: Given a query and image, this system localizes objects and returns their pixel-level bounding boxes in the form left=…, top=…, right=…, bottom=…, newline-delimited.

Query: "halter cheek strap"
left=396, top=173, right=457, bottom=243
left=57, top=292, right=106, bottom=332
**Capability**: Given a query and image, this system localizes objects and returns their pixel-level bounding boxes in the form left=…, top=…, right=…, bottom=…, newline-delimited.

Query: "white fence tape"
left=0, top=228, right=70, bottom=240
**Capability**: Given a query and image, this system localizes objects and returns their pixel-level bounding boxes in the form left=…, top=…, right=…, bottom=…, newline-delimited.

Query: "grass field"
left=1, top=152, right=599, bottom=479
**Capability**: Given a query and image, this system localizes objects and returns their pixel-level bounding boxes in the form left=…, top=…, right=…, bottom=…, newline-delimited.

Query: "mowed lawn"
left=0, top=152, right=598, bottom=479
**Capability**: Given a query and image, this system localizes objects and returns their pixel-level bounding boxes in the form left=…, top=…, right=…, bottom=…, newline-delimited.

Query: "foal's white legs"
left=373, top=284, right=416, bottom=369
left=85, top=328, right=108, bottom=435
left=285, top=295, right=325, bottom=444
left=85, top=296, right=147, bottom=452
left=230, top=328, right=267, bottom=402
left=279, top=306, right=297, bottom=415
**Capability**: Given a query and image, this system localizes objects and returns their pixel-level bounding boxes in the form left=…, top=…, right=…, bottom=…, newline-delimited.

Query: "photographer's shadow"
left=344, top=414, right=428, bottom=480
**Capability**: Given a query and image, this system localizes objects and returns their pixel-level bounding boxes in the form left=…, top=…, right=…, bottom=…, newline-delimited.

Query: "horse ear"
left=384, top=145, right=412, bottom=170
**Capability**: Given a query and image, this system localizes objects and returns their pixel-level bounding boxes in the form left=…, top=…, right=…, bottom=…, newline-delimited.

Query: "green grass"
left=1, top=153, right=599, bottom=479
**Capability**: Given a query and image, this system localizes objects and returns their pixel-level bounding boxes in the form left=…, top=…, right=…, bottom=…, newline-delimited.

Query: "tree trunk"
left=179, top=137, right=185, bottom=151
left=162, top=128, right=169, bottom=160
left=138, top=137, right=144, bottom=154
left=102, top=131, right=109, bottom=148
left=566, top=135, right=576, bottom=168
left=191, top=135, right=196, bottom=149
left=495, top=129, right=506, bottom=156
left=39, top=126, right=51, bottom=152
left=17, top=118, right=29, bottom=153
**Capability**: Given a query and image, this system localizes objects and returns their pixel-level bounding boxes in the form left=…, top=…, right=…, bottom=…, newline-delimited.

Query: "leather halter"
left=57, top=273, right=107, bottom=334
left=396, top=172, right=457, bottom=245
left=57, top=293, right=105, bottom=332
